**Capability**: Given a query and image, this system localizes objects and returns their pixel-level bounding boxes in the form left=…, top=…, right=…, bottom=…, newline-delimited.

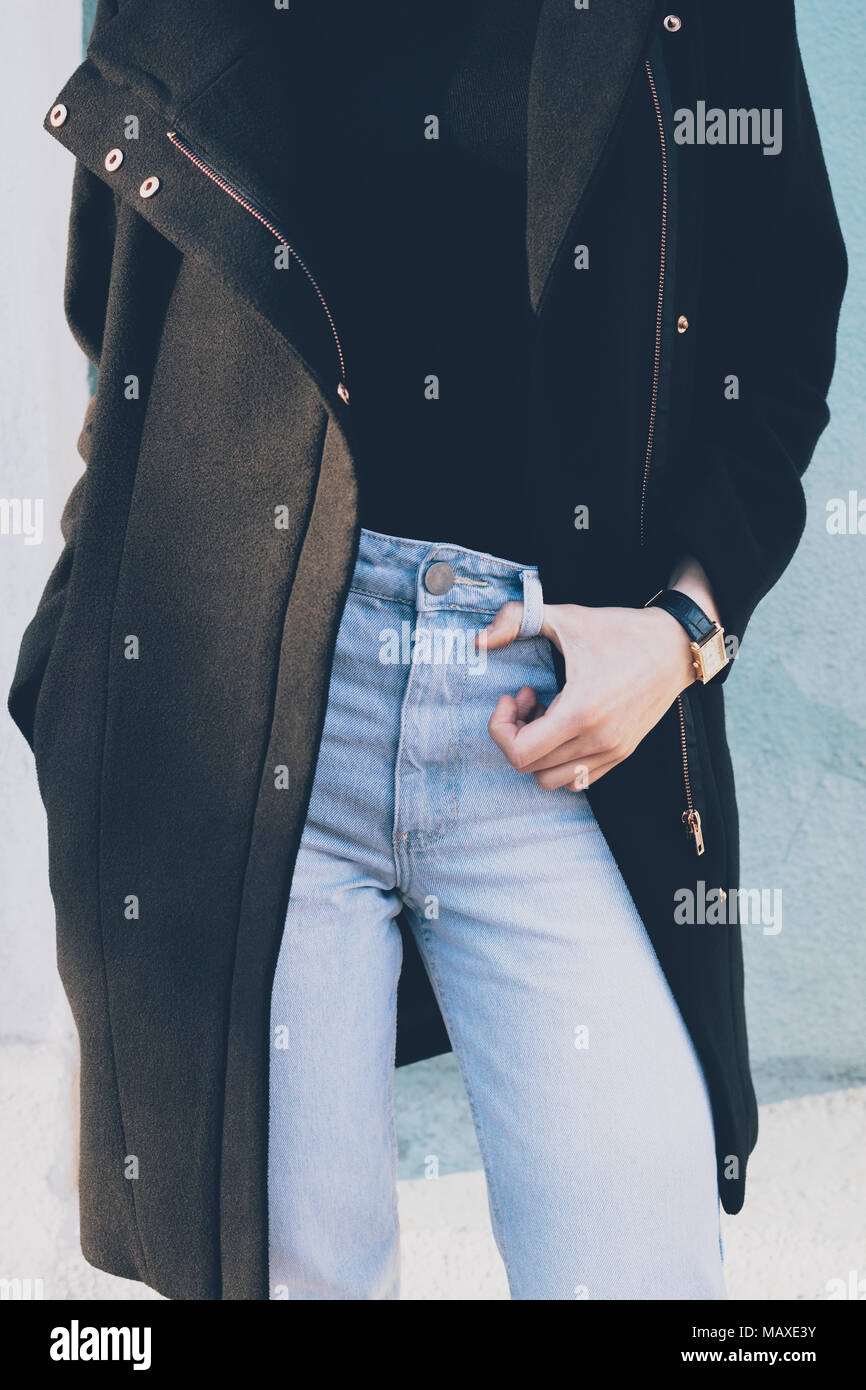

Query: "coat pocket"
left=8, top=577, right=70, bottom=752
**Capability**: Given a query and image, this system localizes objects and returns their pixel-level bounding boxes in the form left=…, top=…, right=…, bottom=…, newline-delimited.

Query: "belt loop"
left=517, top=570, right=544, bottom=639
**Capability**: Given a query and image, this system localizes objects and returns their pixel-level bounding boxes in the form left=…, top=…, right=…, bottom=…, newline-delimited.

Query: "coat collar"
left=526, top=0, right=657, bottom=312
left=78, top=0, right=658, bottom=381
left=86, top=0, right=256, bottom=123
left=89, top=0, right=657, bottom=295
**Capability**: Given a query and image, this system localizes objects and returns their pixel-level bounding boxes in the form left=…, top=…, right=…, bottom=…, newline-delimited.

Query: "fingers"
left=488, top=691, right=622, bottom=788
left=488, top=687, right=576, bottom=767
left=479, top=600, right=569, bottom=653
left=520, top=731, right=612, bottom=772
left=513, top=685, right=539, bottom=720
left=532, top=754, right=622, bottom=790
left=477, top=601, right=524, bottom=651
left=487, top=686, right=544, bottom=755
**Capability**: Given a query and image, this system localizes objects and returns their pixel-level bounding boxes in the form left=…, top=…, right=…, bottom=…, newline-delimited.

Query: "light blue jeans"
left=268, top=528, right=726, bottom=1300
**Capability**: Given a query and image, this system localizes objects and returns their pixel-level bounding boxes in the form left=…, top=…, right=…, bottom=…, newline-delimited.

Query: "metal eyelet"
left=139, top=176, right=161, bottom=199
left=677, top=315, right=689, bottom=334
left=49, top=103, right=68, bottom=128
left=104, top=148, right=124, bottom=173
left=664, top=15, right=682, bottom=33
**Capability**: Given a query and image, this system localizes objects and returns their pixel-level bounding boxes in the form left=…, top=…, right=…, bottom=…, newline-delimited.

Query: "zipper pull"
left=682, top=808, right=705, bottom=857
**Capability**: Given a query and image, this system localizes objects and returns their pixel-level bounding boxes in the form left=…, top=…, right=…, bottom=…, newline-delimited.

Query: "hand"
left=479, top=600, right=697, bottom=790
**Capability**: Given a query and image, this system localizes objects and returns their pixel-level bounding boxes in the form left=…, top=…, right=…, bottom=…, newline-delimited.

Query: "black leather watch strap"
left=646, top=588, right=718, bottom=644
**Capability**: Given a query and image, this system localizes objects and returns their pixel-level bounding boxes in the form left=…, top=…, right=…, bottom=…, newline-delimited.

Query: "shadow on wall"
left=733, top=658, right=866, bottom=1102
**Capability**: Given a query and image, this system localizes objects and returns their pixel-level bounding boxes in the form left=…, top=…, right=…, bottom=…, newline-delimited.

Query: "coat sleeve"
left=659, top=1, right=847, bottom=678
left=8, top=0, right=119, bottom=750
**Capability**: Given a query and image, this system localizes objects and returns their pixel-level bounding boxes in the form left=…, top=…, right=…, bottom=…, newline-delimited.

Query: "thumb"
left=476, top=600, right=524, bottom=651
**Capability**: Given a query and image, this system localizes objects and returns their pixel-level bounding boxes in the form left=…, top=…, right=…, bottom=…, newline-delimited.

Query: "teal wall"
left=83, top=0, right=97, bottom=49
left=732, top=0, right=866, bottom=1098
left=79, top=1, right=865, bottom=1114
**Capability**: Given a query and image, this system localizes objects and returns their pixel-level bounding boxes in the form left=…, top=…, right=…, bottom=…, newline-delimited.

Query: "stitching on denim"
left=348, top=584, right=414, bottom=606
left=396, top=653, right=466, bottom=853
left=385, top=968, right=402, bottom=1297
left=350, top=584, right=516, bottom=619
left=359, top=529, right=539, bottom=574
left=389, top=622, right=419, bottom=889
left=359, top=531, right=435, bottom=555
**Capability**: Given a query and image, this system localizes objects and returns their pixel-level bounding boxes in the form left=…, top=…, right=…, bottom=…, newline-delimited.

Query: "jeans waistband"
left=351, top=528, right=544, bottom=635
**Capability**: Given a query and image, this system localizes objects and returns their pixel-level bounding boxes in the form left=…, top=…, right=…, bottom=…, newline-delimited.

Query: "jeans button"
left=424, top=561, right=455, bottom=595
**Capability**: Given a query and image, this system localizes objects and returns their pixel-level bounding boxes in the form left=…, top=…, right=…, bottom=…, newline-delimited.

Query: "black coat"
left=9, top=0, right=846, bottom=1300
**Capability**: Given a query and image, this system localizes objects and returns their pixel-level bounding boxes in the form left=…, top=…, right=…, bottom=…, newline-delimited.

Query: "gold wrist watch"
left=646, top=588, right=728, bottom=683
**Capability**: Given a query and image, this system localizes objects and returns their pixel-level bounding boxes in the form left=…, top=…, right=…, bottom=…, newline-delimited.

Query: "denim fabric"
left=268, top=528, right=726, bottom=1301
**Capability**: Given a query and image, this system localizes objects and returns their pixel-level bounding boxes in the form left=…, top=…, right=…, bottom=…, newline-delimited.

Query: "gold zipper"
left=640, top=59, right=668, bottom=552
left=644, top=61, right=704, bottom=857
left=677, top=694, right=705, bottom=856
left=166, top=130, right=350, bottom=405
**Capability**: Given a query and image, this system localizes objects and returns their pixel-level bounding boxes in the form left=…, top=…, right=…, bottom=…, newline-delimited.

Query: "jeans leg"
left=267, top=580, right=408, bottom=1300
left=267, top=832, right=404, bottom=1300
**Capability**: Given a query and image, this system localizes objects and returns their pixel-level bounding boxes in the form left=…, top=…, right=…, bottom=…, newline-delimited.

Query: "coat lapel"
left=78, top=0, right=659, bottom=387
left=86, top=0, right=255, bottom=120
left=77, top=0, right=353, bottom=415
left=526, top=0, right=657, bottom=313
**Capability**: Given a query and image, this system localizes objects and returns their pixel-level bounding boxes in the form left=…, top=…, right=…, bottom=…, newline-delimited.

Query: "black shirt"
left=334, top=0, right=543, bottom=563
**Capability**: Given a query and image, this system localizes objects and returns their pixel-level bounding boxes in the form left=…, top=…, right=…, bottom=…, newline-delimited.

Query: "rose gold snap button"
left=677, top=314, right=689, bottom=333
left=49, top=103, right=68, bottom=128
left=139, top=176, right=161, bottom=199
left=664, top=15, right=682, bottom=32
left=104, top=148, right=124, bottom=172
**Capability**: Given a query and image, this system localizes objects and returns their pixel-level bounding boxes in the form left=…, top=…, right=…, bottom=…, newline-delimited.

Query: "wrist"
left=644, top=604, right=697, bottom=695
left=667, top=556, right=721, bottom=628
left=647, top=585, right=729, bottom=684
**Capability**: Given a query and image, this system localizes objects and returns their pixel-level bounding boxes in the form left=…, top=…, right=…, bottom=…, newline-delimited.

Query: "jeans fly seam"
left=390, top=613, right=465, bottom=854
left=395, top=652, right=465, bottom=852
left=389, top=612, right=419, bottom=890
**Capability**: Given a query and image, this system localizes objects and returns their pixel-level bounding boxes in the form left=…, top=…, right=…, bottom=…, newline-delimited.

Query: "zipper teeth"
left=676, top=695, right=694, bottom=814
left=644, top=67, right=702, bottom=857
left=640, top=59, right=668, bottom=550
left=165, top=130, right=349, bottom=398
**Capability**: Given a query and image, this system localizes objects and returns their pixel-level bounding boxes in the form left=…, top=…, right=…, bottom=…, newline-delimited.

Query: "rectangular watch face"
left=698, top=629, right=728, bottom=680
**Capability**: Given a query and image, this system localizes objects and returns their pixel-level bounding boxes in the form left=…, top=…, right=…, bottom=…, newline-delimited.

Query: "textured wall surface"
left=1, top=2, right=863, bottom=1298
left=1, top=9, right=88, bottom=1048
left=0, top=0, right=92, bottom=1295
left=731, top=0, right=866, bottom=1100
